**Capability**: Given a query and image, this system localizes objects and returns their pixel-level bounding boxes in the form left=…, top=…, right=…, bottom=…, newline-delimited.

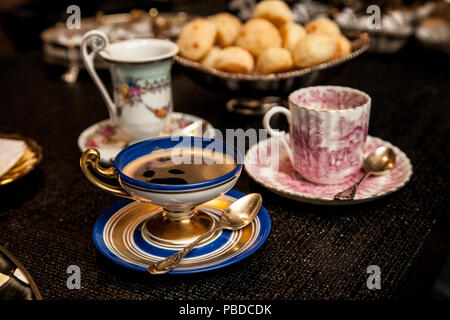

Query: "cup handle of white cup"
left=263, top=106, right=295, bottom=167
left=80, top=30, right=117, bottom=125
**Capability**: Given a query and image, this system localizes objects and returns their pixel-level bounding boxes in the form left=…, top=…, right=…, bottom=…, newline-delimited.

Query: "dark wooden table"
left=0, top=40, right=449, bottom=299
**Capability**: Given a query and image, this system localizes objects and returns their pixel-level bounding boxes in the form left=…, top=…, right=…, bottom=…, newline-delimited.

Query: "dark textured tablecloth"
left=0, top=41, right=449, bottom=300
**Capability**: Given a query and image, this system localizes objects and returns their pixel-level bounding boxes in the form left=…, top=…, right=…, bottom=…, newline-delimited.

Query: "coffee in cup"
left=122, top=148, right=237, bottom=185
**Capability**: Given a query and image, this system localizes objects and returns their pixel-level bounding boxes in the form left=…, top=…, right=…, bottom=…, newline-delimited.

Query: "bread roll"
left=332, top=34, right=351, bottom=59
left=214, top=47, right=254, bottom=73
left=253, top=0, right=293, bottom=27
left=279, top=22, right=306, bottom=53
left=256, top=47, right=293, bottom=73
left=201, top=46, right=222, bottom=69
left=293, top=33, right=336, bottom=68
left=305, top=17, right=341, bottom=36
left=207, top=12, right=242, bottom=47
left=235, top=18, right=282, bottom=57
left=177, top=18, right=216, bottom=61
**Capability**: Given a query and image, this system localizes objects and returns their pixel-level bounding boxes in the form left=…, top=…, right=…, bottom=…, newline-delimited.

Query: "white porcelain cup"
left=80, top=30, right=179, bottom=141
left=263, top=86, right=371, bottom=185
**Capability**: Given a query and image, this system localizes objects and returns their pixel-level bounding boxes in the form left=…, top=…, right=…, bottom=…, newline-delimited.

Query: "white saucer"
left=244, top=136, right=413, bottom=205
left=78, top=112, right=215, bottom=164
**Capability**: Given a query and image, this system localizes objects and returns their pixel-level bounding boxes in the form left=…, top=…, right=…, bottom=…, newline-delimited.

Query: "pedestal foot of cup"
left=142, top=210, right=217, bottom=248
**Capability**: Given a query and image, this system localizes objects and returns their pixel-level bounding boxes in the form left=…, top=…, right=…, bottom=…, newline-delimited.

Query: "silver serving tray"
left=41, top=10, right=191, bottom=83
left=415, top=21, right=450, bottom=56
left=174, top=32, right=370, bottom=99
left=339, top=26, right=411, bottom=54
left=41, top=11, right=153, bottom=67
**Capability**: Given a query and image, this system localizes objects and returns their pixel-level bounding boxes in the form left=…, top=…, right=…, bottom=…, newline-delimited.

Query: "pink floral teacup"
left=81, top=30, right=178, bottom=141
left=263, top=86, right=371, bottom=185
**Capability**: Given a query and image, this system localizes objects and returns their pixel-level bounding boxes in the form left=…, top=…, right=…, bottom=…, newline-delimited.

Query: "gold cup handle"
left=80, top=148, right=132, bottom=199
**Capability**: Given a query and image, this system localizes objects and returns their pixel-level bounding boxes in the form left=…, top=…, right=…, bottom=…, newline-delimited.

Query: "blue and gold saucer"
left=92, top=190, right=271, bottom=274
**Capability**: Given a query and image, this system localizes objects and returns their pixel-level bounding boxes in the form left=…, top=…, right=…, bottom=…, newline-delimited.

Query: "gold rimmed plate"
left=0, top=245, right=42, bottom=300
left=92, top=190, right=271, bottom=274
left=0, top=134, right=43, bottom=186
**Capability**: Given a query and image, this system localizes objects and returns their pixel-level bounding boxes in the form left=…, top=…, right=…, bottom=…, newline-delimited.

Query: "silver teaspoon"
left=334, top=146, right=396, bottom=201
left=147, top=193, right=262, bottom=275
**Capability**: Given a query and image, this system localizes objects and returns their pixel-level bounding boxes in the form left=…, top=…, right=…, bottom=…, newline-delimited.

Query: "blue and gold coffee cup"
left=80, top=136, right=243, bottom=246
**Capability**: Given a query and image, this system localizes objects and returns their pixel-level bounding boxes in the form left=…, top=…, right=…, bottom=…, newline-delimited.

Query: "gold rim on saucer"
left=0, top=134, right=43, bottom=186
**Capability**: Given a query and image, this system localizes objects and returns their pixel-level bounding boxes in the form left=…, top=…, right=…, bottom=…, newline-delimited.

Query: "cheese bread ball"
left=201, top=46, right=222, bottom=69
left=256, top=47, right=293, bottom=73
left=279, top=22, right=306, bottom=53
left=253, top=0, right=293, bottom=27
left=235, top=18, right=282, bottom=57
left=214, top=47, right=254, bottom=73
left=332, top=34, right=351, bottom=59
left=177, top=18, right=216, bottom=61
left=305, top=17, right=341, bottom=36
left=293, top=33, right=336, bottom=68
left=207, top=12, right=242, bottom=47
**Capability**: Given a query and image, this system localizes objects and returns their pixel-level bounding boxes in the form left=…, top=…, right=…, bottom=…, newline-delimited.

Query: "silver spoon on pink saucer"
left=334, top=146, right=396, bottom=201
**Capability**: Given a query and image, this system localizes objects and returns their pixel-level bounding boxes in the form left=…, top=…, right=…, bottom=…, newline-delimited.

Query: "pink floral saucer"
left=244, top=136, right=413, bottom=205
left=78, top=112, right=215, bottom=164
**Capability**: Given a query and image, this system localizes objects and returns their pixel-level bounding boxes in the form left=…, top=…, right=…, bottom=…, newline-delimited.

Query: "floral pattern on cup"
left=116, top=76, right=171, bottom=118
